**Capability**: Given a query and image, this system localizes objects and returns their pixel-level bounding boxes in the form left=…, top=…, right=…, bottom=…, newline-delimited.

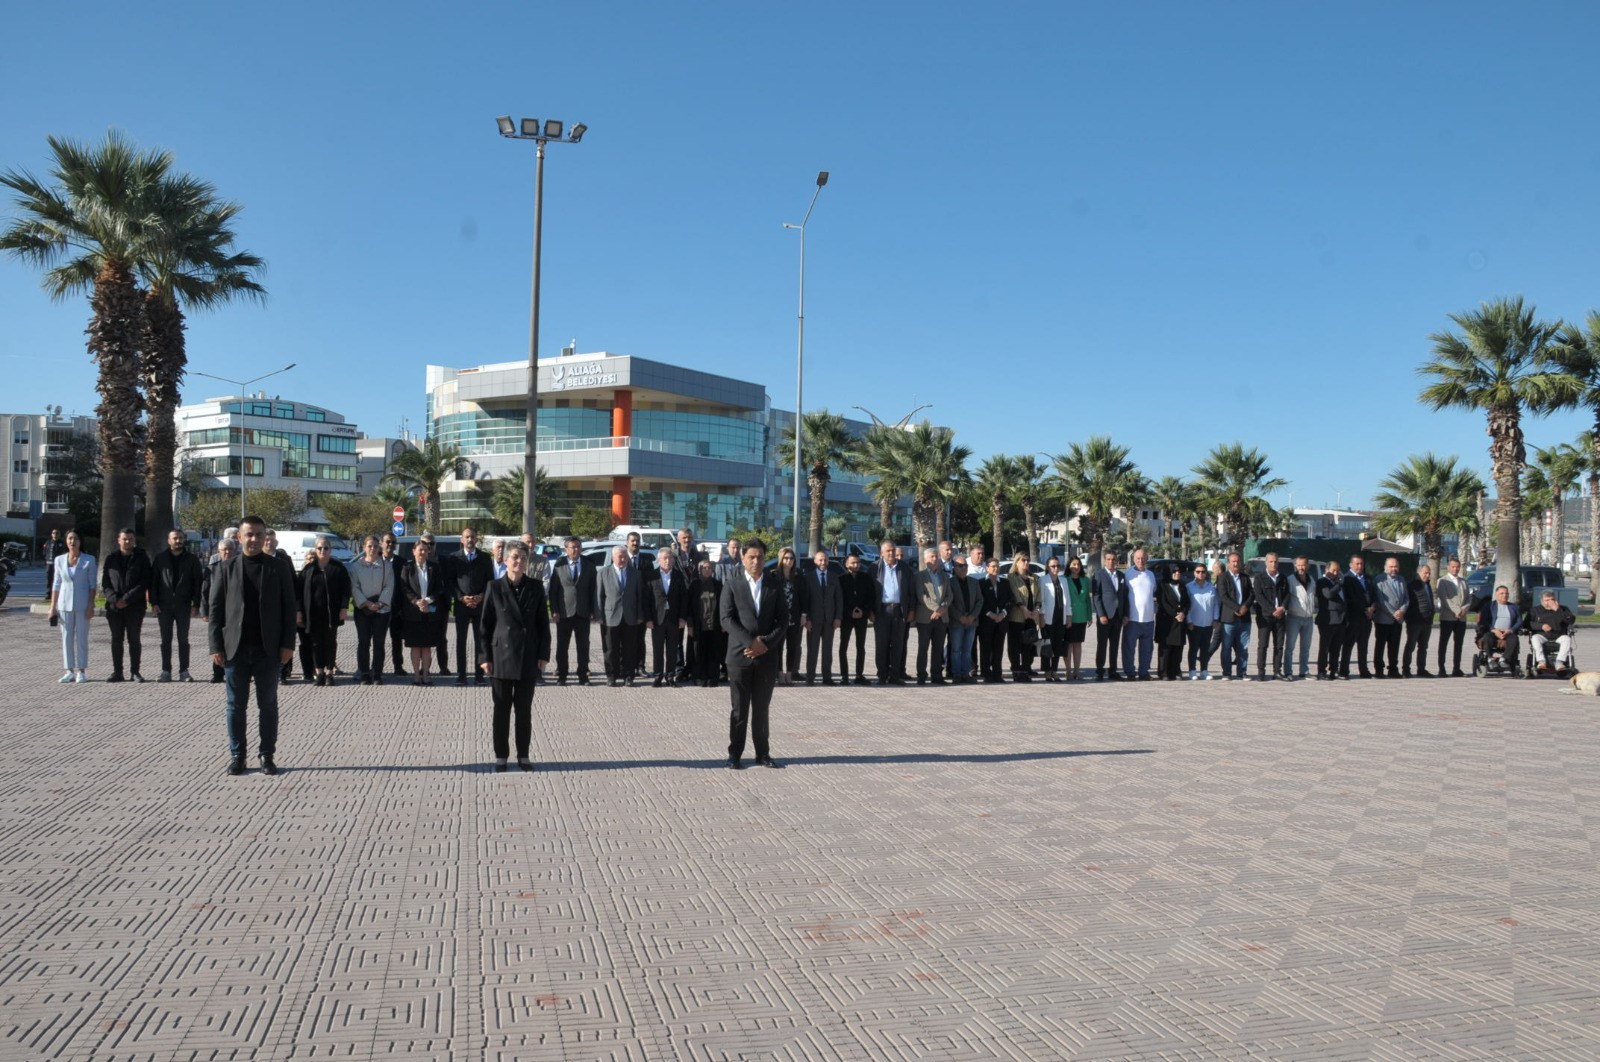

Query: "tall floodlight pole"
left=784, top=171, right=828, bottom=555
left=193, top=364, right=296, bottom=521
left=497, top=115, right=588, bottom=534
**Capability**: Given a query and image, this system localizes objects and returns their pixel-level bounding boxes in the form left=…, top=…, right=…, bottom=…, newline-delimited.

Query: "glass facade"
left=437, top=482, right=769, bottom=540
left=430, top=407, right=764, bottom=462
left=317, top=434, right=356, bottom=453
left=194, top=456, right=264, bottom=477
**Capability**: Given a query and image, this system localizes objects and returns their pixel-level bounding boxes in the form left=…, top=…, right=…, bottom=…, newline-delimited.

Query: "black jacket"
left=720, top=570, right=788, bottom=667
left=300, top=560, right=353, bottom=626
left=1217, top=569, right=1253, bottom=623
left=101, top=549, right=151, bottom=610
left=1528, top=604, right=1574, bottom=637
left=445, top=548, right=495, bottom=603
left=978, top=575, right=1015, bottom=626
left=838, top=569, right=877, bottom=621
left=1342, top=571, right=1376, bottom=622
left=208, top=552, right=299, bottom=660
left=1156, top=579, right=1191, bottom=645
left=478, top=574, right=552, bottom=680
left=1251, top=570, right=1289, bottom=620
left=872, top=558, right=915, bottom=611
left=1406, top=578, right=1438, bottom=624
left=151, top=549, right=203, bottom=612
left=399, top=560, right=450, bottom=620
left=648, top=568, right=690, bottom=627
left=1315, top=574, right=1347, bottom=626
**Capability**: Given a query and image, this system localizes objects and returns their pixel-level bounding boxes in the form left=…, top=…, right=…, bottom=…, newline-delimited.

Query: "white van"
left=274, top=531, right=355, bottom=572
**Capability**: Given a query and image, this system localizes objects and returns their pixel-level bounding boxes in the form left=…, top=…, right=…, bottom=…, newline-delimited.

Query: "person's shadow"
left=289, top=749, right=1154, bottom=774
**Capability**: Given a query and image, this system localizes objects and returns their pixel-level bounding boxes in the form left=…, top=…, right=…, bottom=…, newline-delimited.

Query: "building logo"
left=546, top=362, right=618, bottom=392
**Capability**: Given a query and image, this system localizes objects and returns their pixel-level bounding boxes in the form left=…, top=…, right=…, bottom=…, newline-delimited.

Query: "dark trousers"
left=556, top=616, right=592, bottom=680
left=1343, top=616, right=1372, bottom=675
left=805, top=621, right=836, bottom=680
left=978, top=620, right=1006, bottom=680
left=651, top=622, right=683, bottom=677
left=1437, top=619, right=1467, bottom=674
left=308, top=618, right=338, bottom=670
left=691, top=629, right=724, bottom=682
left=1008, top=620, right=1037, bottom=675
left=1317, top=622, right=1346, bottom=675
left=435, top=605, right=452, bottom=674
left=490, top=677, right=535, bottom=760
left=838, top=617, right=869, bottom=678
left=875, top=604, right=909, bottom=680
left=1373, top=622, right=1402, bottom=674
left=106, top=607, right=145, bottom=676
left=915, top=619, right=947, bottom=680
left=1094, top=618, right=1120, bottom=675
left=157, top=609, right=191, bottom=673
left=454, top=603, right=483, bottom=675
left=1159, top=643, right=1183, bottom=679
left=354, top=610, right=390, bottom=678
left=297, top=629, right=315, bottom=678
left=633, top=623, right=648, bottom=674
left=727, top=658, right=777, bottom=761
left=225, top=644, right=280, bottom=760
left=389, top=608, right=407, bottom=673
left=1403, top=620, right=1432, bottom=673
left=777, top=624, right=802, bottom=680
left=1186, top=625, right=1217, bottom=671
left=1255, top=617, right=1284, bottom=676
left=604, top=622, right=639, bottom=680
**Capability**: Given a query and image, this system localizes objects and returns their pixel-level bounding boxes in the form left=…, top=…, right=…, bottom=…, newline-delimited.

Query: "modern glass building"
left=427, top=351, right=903, bottom=540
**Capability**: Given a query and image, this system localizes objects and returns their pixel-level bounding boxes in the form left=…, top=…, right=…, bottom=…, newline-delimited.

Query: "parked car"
left=277, top=531, right=355, bottom=572
left=1466, top=564, right=1572, bottom=612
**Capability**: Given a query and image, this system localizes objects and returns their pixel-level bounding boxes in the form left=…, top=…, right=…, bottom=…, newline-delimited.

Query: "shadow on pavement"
left=289, top=749, right=1156, bottom=773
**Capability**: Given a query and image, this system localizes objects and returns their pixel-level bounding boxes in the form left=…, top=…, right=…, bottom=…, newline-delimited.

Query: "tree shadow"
left=289, top=749, right=1155, bottom=774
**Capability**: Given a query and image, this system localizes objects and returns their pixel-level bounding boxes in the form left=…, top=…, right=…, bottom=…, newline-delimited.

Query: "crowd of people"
left=43, top=523, right=1577, bottom=774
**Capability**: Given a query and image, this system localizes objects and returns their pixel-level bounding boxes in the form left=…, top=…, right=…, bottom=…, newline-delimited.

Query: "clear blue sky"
left=4, top=0, right=1598, bottom=510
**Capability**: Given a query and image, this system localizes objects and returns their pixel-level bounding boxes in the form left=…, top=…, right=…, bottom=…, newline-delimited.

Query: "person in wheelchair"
left=1475, top=585, right=1521, bottom=662
left=1527, top=589, right=1575, bottom=669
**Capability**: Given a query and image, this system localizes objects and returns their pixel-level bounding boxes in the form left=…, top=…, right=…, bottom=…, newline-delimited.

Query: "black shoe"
left=1106, top=672, right=1122, bottom=681
left=610, top=679, right=622, bottom=687
left=260, top=757, right=277, bottom=776
left=456, top=675, right=467, bottom=687
left=393, top=667, right=408, bottom=676
left=227, top=756, right=245, bottom=776
left=211, top=674, right=224, bottom=684
left=438, top=668, right=452, bottom=677
left=475, top=675, right=487, bottom=685
left=106, top=673, right=125, bottom=683
left=131, top=673, right=146, bottom=683
left=855, top=677, right=870, bottom=686
left=557, top=677, right=568, bottom=686
left=755, top=757, right=783, bottom=769
left=653, top=676, right=664, bottom=688
left=1416, top=669, right=1433, bottom=678
left=930, top=678, right=947, bottom=686
left=494, top=762, right=508, bottom=773
left=518, top=760, right=535, bottom=772
left=727, top=758, right=744, bottom=770
left=625, top=677, right=636, bottom=687
left=1452, top=669, right=1466, bottom=678
left=313, top=674, right=325, bottom=687
left=821, top=678, right=836, bottom=686
left=360, top=675, right=372, bottom=686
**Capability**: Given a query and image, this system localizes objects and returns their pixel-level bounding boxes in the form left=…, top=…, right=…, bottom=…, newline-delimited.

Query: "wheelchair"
left=1471, top=630, right=1521, bottom=678
left=1523, top=624, right=1577, bottom=680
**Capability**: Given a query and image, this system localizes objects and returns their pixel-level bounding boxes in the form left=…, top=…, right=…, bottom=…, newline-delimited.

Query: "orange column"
left=612, top=390, right=632, bottom=446
left=612, top=477, right=632, bottom=524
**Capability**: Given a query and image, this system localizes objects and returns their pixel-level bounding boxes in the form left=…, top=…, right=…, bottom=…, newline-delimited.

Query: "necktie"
left=619, top=567, right=626, bottom=591
left=820, top=571, right=827, bottom=589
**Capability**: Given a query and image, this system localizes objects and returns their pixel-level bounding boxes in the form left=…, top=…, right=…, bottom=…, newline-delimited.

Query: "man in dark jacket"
left=802, top=549, right=844, bottom=685
left=1090, top=551, right=1125, bottom=680
left=1217, top=552, right=1253, bottom=680
left=721, top=538, right=788, bottom=769
left=1402, top=564, right=1438, bottom=677
left=382, top=533, right=408, bottom=676
left=478, top=542, right=551, bottom=771
left=1251, top=553, right=1289, bottom=680
left=548, top=536, right=597, bottom=685
left=1342, top=555, right=1377, bottom=678
left=445, top=526, right=494, bottom=685
left=1314, top=560, right=1347, bottom=680
left=210, top=515, right=299, bottom=776
left=836, top=553, right=876, bottom=685
left=647, top=550, right=689, bottom=686
left=151, top=528, right=204, bottom=681
left=977, top=557, right=1014, bottom=683
left=873, top=541, right=914, bottom=685
left=101, top=527, right=151, bottom=682
left=1527, top=590, right=1575, bottom=669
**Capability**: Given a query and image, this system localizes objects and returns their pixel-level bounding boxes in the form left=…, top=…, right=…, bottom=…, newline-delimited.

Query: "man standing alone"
left=478, top=542, right=551, bottom=771
left=721, top=538, right=786, bottom=769
left=209, top=515, right=298, bottom=776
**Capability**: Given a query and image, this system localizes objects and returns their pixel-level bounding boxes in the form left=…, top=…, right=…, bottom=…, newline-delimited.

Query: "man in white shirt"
left=1435, top=556, right=1469, bottom=678
left=1120, top=549, right=1158, bottom=680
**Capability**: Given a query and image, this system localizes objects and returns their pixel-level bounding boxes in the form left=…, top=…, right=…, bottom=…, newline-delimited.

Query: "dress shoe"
left=653, top=676, right=664, bottom=688
left=755, top=757, right=784, bottom=769
left=930, top=678, right=947, bottom=686
left=179, top=670, right=193, bottom=682
left=1452, top=668, right=1466, bottom=678
left=494, top=762, right=508, bottom=773
left=475, top=675, right=487, bottom=686
left=727, top=758, right=744, bottom=770
left=210, top=674, right=224, bottom=684
left=518, top=759, right=535, bottom=771
left=131, top=673, right=146, bottom=683
left=158, top=670, right=172, bottom=682
left=625, top=677, right=636, bottom=687
left=1106, top=672, right=1122, bottom=681
left=610, top=679, right=622, bottom=687
left=106, top=673, right=125, bottom=683
left=260, top=757, right=278, bottom=776
left=1416, top=668, right=1433, bottom=678
left=821, top=678, right=836, bottom=686
left=456, top=675, right=468, bottom=687
left=361, top=675, right=373, bottom=686
left=557, top=677, right=568, bottom=686
left=227, top=757, right=246, bottom=776
left=579, top=676, right=592, bottom=686
left=314, top=674, right=326, bottom=687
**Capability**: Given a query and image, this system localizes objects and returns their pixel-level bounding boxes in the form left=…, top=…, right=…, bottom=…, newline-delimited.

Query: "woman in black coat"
left=1155, top=563, right=1191, bottom=681
left=687, top=559, right=725, bottom=687
left=774, top=547, right=807, bottom=685
left=399, top=538, right=450, bottom=685
left=300, top=536, right=352, bottom=686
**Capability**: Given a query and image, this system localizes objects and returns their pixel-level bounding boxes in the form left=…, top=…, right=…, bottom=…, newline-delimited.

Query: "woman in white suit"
left=48, top=530, right=97, bottom=683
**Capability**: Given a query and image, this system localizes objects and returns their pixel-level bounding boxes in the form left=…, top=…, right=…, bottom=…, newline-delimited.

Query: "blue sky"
left=3, top=0, right=1598, bottom=510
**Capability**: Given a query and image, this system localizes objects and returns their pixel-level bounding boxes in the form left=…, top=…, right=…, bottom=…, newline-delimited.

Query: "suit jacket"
left=52, top=553, right=97, bottom=612
left=978, top=575, right=1014, bottom=626
left=1315, top=574, right=1348, bottom=626
left=837, top=569, right=877, bottom=621
left=1436, top=572, right=1469, bottom=622
left=1218, top=570, right=1253, bottom=623
left=151, top=549, right=203, bottom=612
left=648, top=568, right=690, bottom=627
left=1090, top=567, right=1124, bottom=621
left=597, top=563, right=647, bottom=626
left=548, top=556, right=597, bottom=620
left=478, top=574, right=552, bottom=680
left=300, top=560, right=353, bottom=623
left=1251, top=570, right=1289, bottom=620
left=915, top=568, right=952, bottom=624
left=445, top=549, right=495, bottom=604
left=102, top=549, right=151, bottom=611
left=1476, top=601, right=1522, bottom=637
left=802, top=567, right=845, bottom=626
left=1372, top=574, right=1410, bottom=625
left=1038, top=573, right=1072, bottom=626
left=1342, top=572, right=1376, bottom=622
left=872, top=558, right=915, bottom=611
left=720, top=569, right=787, bottom=668
left=398, top=559, right=450, bottom=619
left=624, top=549, right=656, bottom=579
left=1156, top=579, right=1191, bottom=645
left=208, top=552, right=299, bottom=660
left=948, top=574, right=981, bottom=625
left=1406, top=578, right=1438, bottom=625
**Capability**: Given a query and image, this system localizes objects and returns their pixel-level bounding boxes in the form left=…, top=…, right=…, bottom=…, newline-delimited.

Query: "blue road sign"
left=392, top=521, right=406, bottom=536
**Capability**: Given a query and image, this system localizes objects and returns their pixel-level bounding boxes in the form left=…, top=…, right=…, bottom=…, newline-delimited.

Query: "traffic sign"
left=392, top=505, right=406, bottom=522
left=392, top=521, right=406, bottom=536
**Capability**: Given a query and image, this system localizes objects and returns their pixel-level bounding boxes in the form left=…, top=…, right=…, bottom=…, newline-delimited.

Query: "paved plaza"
left=3, top=612, right=1600, bottom=1061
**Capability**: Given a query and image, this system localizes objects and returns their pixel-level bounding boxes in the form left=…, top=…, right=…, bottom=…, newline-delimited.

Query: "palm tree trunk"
left=1023, top=502, right=1038, bottom=562
left=913, top=503, right=936, bottom=549
left=90, top=261, right=145, bottom=558
left=1551, top=490, right=1564, bottom=571
left=807, top=471, right=827, bottom=556
left=934, top=505, right=946, bottom=545
left=1489, top=406, right=1524, bottom=596
left=1589, top=461, right=1599, bottom=601
left=879, top=496, right=893, bottom=540
left=991, top=498, right=1004, bottom=561
left=141, top=293, right=185, bottom=554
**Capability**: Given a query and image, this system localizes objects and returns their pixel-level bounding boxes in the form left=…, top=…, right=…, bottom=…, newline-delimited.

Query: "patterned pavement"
left=2, top=612, right=1599, bottom=1061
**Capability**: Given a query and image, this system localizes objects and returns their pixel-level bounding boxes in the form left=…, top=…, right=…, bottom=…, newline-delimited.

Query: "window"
left=304, top=407, right=326, bottom=422
left=13, top=460, right=27, bottom=474
left=248, top=402, right=272, bottom=417
left=13, top=433, right=28, bottom=446
left=194, top=456, right=264, bottom=477
left=317, top=434, right=356, bottom=453
left=276, top=404, right=296, bottom=419
left=305, top=462, right=354, bottom=481
left=12, top=489, right=29, bottom=504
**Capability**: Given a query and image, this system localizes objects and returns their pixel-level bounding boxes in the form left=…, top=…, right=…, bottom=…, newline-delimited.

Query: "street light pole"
left=193, top=364, right=295, bottom=522
left=785, top=171, right=828, bottom=556
left=498, top=115, right=587, bottom=536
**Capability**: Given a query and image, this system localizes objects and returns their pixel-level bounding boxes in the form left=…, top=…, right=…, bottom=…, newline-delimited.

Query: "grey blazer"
left=1090, top=567, right=1123, bottom=620
left=1373, top=574, right=1409, bottom=625
left=596, top=563, right=646, bottom=626
left=915, top=569, right=952, bottom=624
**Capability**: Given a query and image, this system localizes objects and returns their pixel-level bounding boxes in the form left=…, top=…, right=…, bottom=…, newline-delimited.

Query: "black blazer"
left=208, top=553, right=299, bottom=661
left=399, top=560, right=450, bottom=619
left=102, top=549, right=151, bottom=611
left=1217, top=569, right=1253, bottom=622
left=872, top=559, right=915, bottom=610
left=720, top=570, right=787, bottom=668
left=151, top=549, right=203, bottom=612
left=548, top=556, right=598, bottom=619
left=1315, top=575, right=1347, bottom=626
left=978, top=575, right=1015, bottom=625
left=1406, top=578, right=1437, bottom=624
left=478, top=574, right=551, bottom=680
left=1342, top=571, right=1376, bottom=621
left=838, top=569, right=877, bottom=621
left=1251, top=570, right=1289, bottom=619
left=300, top=560, right=353, bottom=625
left=445, top=549, right=494, bottom=603
left=1156, top=579, right=1191, bottom=645
left=648, top=569, right=690, bottom=627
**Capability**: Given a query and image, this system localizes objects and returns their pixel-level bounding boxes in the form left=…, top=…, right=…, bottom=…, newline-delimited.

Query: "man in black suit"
left=873, top=540, right=913, bottom=684
left=977, top=557, right=1013, bottom=683
left=720, top=538, right=787, bottom=769
left=102, top=527, right=151, bottom=682
left=914, top=546, right=951, bottom=685
left=836, top=553, right=875, bottom=685
left=478, top=542, right=551, bottom=771
left=1402, top=563, right=1437, bottom=677
left=444, top=526, right=494, bottom=685
left=548, top=536, right=596, bottom=685
left=1342, top=555, right=1376, bottom=678
left=1090, top=551, right=1124, bottom=680
left=597, top=546, right=647, bottom=686
left=624, top=531, right=655, bottom=673
left=209, top=515, right=299, bottom=776
left=1314, top=559, right=1347, bottom=679
left=802, top=549, right=844, bottom=684
left=151, top=528, right=203, bottom=682
left=1217, top=552, right=1253, bottom=680
left=647, top=550, right=689, bottom=686
left=1251, top=552, right=1289, bottom=680
left=382, top=532, right=408, bottom=676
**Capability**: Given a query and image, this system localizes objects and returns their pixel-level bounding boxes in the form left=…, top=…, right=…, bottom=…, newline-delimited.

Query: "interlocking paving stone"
left=3, top=615, right=1600, bottom=1060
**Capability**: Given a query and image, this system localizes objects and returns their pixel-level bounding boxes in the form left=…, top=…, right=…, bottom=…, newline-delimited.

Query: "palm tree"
left=1048, top=436, right=1146, bottom=569
left=857, top=426, right=910, bottom=539
left=1578, top=430, right=1600, bottom=595
left=1419, top=296, right=1582, bottom=595
left=490, top=465, right=549, bottom=533
left=1554, top=311, right=1600, bottom=595
left=1532, top=442, right=1585, bottom=572
left=382, top=438, right=465, bottom=532
left=1521, top=466, right=1553, bottom=565
left=1147, top=475, right=1192, bottom=554
left=1, top=132, right=174, bottom=554
left=777, top=411, right=858, bottom=555
left=137, top=174, right=265, bottom=552
left=893, top=421, right=971, bottom=548
left=1371, top=453, right=1486, bottom=571
left=1191, top=443, right=1287, bottom=553
left=1012, top=455, right=1047, bottom=561
left=973, top=454, right=1021, bottom=560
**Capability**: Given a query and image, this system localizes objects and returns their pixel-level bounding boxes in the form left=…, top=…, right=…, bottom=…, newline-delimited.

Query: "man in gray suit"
left=596, top=546, right=646, bottom=686
left=721, top=538, right=787, bottom=769
left=914, top=546, right=952, bottom=684
left=946, top=558, right=982, bottom=683
left=208, top=514, right=299, bottom=777
left=1372, top=557, right=1409, bottom=678
left=802, top=548, right=844, bottom=684
left=1091, top=550, right=1125, bottom=681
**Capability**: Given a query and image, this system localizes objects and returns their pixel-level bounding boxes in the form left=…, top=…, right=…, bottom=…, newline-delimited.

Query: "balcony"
left=464, top=435, right=761, bottom=463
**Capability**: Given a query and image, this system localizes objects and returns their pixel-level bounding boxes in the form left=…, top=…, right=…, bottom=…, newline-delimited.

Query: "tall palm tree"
left=1577, top=430, right=1600, bottom=596
left=1521, top=466, right=1553, bottom=565
left=1419, top=296, right=1582, bottom=595
left=1048, top=436, right=1146, bottom=569
left=1147, top=475, right=1193, bottom=554
left=490, top=465, right=549, bottom=534
left=1191, top=443, right=1286, bottom=553
left=777, top=410, right=858, bottom=555
left=973, top=454, right=1021, bottom=560
left=1554, top=311, right=1600, bottom=595
left=1, top=132, right=173, bottom=554
left=892, top=421, right=971, bottom=548
left=137, top=174, right=265, bottom=552
left=1532, top=442, right=1585, bottom=572
left=857, top=426, right=910, bottom=538
left=1371, top=453, right=1486, bottom=571
left=1013, top=455, right=1046, bottom=561
left=382, top=438, right=465, bottom=532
